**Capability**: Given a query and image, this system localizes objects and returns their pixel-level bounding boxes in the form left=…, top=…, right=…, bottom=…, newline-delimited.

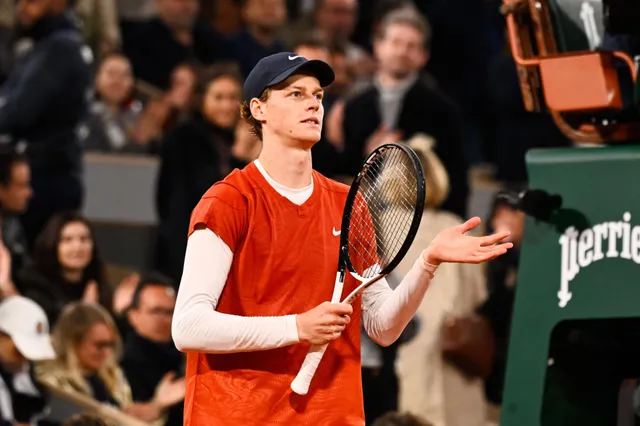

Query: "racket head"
left=339, top=143, right=426, bottom=279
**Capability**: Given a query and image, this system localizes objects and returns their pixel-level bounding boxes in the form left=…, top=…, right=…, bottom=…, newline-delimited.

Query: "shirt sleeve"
left=171, top=228, right=300, bottom=353
left=361, top=256, right=437, bottom=346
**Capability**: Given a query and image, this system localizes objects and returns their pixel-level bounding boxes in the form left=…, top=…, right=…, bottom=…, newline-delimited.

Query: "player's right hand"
left=296, top=302, right=352, bottom=345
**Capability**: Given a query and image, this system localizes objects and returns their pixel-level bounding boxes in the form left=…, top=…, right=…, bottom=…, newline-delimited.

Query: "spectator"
left=36, top=302, right=185, bottom=424
left=63, top=413, right=108, bottom=426
left=82, top=53, right=148, bottom=155
left=74, top=0, right=120, bottom=57
left=155, top=63, right=251, bottom=283
left=228, top=0, right=287, bottom=79
left=15, top=212, right=111, bottom=326
left=341, top=7, right=469, bottom=218
left=312, top=0, right=375, bottom=78
left=291, top=36, right=341, bottom=178
left=121, top=0, right=229, bottom=90
left=121, top=273, right=184, bottom=426
left=0, top=296, right=55, bottom=426
left=393, top=134, right=487, bottom=425
left=0, top=0, right=93, bottom=249
left=0, top=148, right=32, bottom=282
left=372, top=412, right=434, bottom=426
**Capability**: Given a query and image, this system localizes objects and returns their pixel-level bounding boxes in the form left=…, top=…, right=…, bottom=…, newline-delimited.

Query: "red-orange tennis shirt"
left=183, top=162, right=365, bottom=425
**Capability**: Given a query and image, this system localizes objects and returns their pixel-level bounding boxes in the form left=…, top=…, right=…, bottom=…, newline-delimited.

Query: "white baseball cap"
left=0, top=296, right=56, bottom=361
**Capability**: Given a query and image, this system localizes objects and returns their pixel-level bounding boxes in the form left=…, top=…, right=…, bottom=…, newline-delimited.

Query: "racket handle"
left=291, top=272, right=344, bottom=395
left=290, top=342, right=329, bottom=395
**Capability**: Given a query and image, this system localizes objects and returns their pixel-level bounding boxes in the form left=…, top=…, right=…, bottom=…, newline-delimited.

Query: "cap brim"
left=13, top=334, right=56, bottom=362
left=268, top=59, right=335, bottom=89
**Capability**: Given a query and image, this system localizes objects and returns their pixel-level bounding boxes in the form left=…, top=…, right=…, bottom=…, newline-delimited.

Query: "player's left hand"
left=422, top=216, right=513, bottom=266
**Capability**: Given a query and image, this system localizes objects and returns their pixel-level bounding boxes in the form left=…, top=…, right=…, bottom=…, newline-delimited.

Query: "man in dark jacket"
left=121, top=273, right=184, bottom=426
left=0, top=0, right=92, bottom=248
left=342, top=7, right=469, bottom=218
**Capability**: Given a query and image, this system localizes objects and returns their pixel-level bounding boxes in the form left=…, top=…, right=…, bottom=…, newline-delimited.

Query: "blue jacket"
left=0, top=12, right=92, bottom=178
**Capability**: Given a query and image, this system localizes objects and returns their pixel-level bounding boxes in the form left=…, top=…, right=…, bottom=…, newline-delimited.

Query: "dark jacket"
left=154, top=114, right=245, bottom=283
left=15, top=266, right=109, bottom=326
left=120, top=331, right=184, bottom=426
left=0, top=12, right=92, bottom=178
left=122, top=19, right=230, bottom=90
left=1, top=213, right=29, bottom=281
left=342, top=76, right=470, bottom=218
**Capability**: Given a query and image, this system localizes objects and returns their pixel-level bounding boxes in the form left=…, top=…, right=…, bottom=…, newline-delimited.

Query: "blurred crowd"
left=0, top=0, right=570, bottom=425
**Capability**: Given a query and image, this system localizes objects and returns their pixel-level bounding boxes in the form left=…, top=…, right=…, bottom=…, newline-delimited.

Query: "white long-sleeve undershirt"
left=171, top=160, right=437, bottom=353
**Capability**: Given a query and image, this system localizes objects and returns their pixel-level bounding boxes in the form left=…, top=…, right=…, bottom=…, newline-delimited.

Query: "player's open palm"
left=423, top=216, right=513, bottom=265
left=296, top=302, right=353, bottom=346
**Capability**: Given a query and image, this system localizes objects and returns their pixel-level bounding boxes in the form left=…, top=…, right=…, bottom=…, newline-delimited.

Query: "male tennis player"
left=171, top=52, right=512, bottom=425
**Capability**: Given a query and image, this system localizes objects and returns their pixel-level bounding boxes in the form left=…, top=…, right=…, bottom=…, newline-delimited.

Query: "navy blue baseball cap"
left=243, top=52, right=335, bottom=104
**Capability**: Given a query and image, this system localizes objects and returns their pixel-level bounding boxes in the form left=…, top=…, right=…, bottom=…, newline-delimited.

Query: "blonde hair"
left=49, top=302, right=123, bottom=396
left=407, top=133, right=449, bottom=209
left=239, top=88, right=271, bottom=140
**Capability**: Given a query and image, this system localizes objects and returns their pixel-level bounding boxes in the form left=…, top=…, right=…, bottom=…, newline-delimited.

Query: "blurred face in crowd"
left=0, top=161, right=32, bottom=214
left=128, top=285, right=176, bottom=343
left=58, top=221, right=94, bottom=274
left=374, top=22, right=428, bottom=80
left=167, top=65, right=196, bottom=110
left=96, top=55, right=134, bottom=107
left=202, top=76, right=242, bottom=129
left=294, top=45, right=331, bottom=64
left=314, top=0, right=358, bottom=43
left=155, top=0, right=199, bottom=29
left=492, top=204, right=525, bottom=247
left=252, top=74, right=324, bottom=148
left=243, top=0, right=287, bottom=33
left=0, top=333, right=26, bottom=373
left=76, top=322, right=115, bottom=373
left=15, top=0, right=65, bottom=28
left=328, top=51, right=350, bottom=96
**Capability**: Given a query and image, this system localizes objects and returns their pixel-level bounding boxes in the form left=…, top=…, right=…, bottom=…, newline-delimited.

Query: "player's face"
left=258, top=74, right=324, bottom=147
left=15, top=0, right=53, bottom=28
left=76, top=323, right=115, bottom=373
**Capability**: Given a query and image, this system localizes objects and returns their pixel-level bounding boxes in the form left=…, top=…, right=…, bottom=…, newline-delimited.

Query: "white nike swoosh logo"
left=288, top=55, right=302, bottom=60
left=332, top=228, right=341, bottom=236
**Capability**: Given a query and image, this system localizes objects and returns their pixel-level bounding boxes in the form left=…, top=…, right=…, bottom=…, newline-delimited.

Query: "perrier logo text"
left=559, top=212, right=640, bottom=308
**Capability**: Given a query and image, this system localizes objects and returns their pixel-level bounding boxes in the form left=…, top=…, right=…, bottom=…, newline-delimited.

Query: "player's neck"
left=258, top=142, right=313, bottom=189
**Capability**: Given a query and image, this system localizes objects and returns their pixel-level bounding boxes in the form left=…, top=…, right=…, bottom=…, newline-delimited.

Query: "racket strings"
left=346, top=147, right=420, bottom=278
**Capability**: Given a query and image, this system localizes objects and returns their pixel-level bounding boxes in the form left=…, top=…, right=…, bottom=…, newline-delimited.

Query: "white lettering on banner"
left=558, top=212, right=637, bottom=308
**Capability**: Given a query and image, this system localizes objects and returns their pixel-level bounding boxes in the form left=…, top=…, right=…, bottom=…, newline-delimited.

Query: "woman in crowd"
left=37, top=302, right=184, bottom=425
left=15, top=212, right=111, bottom=325
left=82, top=53, right=148, bottom=154
left=154, top=62, right=259, bottom=283
left=392, top=134, right=489, bottom=426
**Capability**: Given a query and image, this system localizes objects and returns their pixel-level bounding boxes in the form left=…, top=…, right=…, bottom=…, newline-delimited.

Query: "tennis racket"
left=290, top=142, right=426, bottom=395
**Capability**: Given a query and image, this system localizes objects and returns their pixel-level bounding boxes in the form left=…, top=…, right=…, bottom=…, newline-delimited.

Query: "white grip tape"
left=291, top=272, right=343, bottom=395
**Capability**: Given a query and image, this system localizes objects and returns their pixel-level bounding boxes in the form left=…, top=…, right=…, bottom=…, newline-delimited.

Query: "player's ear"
left=250, top=98, right=266, bottom=122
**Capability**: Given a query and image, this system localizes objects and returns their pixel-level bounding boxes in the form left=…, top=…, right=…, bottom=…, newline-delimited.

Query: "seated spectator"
left=74, top=0, right=120, bottom=57
left=0, top=0, right=93, bottom=249
left=121, top=273, right=184, bottom=426
left=82, top=53, right=148, bottom=155
left=372, top=412, right=434, bottom=426
left=155, top=63, right=253, bottom=282
left=393, top=134, right=487, bottom=426
left=121, top=0, right=229, bottom=90
left=63, top=413, right=109, bottom=426
left=291, top=36, right=341, bottom=177
left=0, top=296, right=55, bottom=425
left=0, top=147, right=32, bottom=283
left=342, top=7, right=469, bottom=218
left=228, top=0, right=287, bottom=79
left=15, top=212, right=111, bottom=326
left=36, top=302, right=185, bottom=424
